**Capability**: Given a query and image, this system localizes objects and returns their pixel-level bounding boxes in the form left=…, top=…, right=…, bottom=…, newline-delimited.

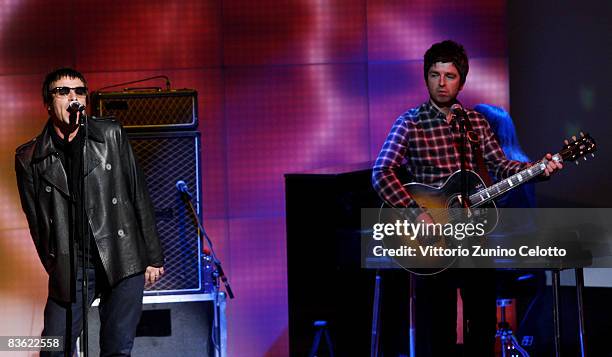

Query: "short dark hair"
left=42, top=67, right=88, bottom=105
left=423, top=40, right=469, bottom=85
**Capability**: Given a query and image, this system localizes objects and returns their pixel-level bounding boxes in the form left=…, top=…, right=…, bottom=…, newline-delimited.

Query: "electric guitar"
left=377, top=132, right=597, bottom=270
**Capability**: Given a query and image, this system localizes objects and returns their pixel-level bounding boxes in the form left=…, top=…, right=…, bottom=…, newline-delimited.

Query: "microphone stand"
left=180, top=193, right=234, bottom=299
left=452, top=107, right=470, bottom=352
left=79, top=109, right=90, bottom=357
left=180, top=190, right=233, bottom=357
left=455, top=109, right=470, bottom=208
left=62, top=115, right=73, bottom=357
left=62, top=108, right=90, bottom=357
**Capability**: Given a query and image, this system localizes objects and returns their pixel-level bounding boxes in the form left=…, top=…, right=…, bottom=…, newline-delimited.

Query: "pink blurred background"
left=0, top=1, right=509, bottom=355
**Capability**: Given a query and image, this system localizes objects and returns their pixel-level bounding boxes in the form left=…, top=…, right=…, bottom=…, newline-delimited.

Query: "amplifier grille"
left=128, top=132, right=212, bottom=294
left=92, top=90, right=198, bottom=130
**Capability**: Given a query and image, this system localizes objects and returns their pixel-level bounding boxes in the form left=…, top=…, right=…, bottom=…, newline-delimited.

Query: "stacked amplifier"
left=91, top=89, right=213, bottom=296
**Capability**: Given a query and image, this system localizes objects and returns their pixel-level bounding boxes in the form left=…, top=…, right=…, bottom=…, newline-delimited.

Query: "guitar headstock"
left=561, top=132, right=596, bottom=164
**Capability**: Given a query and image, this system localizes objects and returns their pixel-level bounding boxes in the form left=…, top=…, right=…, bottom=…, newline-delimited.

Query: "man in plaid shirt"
left=372, top=40, right=561, bottom=356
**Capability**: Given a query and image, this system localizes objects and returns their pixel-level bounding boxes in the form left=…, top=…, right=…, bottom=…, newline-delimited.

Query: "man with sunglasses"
left=15, top=68, right=165, bottom=356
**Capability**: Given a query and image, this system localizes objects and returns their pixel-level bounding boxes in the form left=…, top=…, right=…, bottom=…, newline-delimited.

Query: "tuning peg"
left=580, top=132, right=585, bottom=137
left=572, top=135, right=577, bottom=141
left=584, top=156, right=587, bottom=161
left=575, top=161, right=579, bottom=165
left=592, top=153, right=595, bottom=158
left=564, top=139, right=569, bottom=145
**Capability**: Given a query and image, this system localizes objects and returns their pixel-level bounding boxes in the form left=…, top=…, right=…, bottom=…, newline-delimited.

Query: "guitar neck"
left=469, top=156, right=556, bottom=207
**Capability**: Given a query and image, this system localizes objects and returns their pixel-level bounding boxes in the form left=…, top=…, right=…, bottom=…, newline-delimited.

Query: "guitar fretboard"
left=469, top=157, right=554, bottom=207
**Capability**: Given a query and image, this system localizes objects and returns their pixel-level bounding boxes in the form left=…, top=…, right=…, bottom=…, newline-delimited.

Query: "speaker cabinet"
left=285, top=167, right=381, bottom=356
left=127, top=131, right=212, bottom=294
left=87, top=296, right=227, bottom=356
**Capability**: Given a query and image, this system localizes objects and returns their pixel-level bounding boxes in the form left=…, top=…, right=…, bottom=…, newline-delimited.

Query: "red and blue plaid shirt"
left=372, top=101, right=529, bottom=208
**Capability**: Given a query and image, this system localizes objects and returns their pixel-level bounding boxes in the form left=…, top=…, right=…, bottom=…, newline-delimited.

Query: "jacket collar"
left=32, top=119, right=105, bottom=197
left=33, top=119, right=105, bottom=162
left=86, top=120, right=105, bottom=143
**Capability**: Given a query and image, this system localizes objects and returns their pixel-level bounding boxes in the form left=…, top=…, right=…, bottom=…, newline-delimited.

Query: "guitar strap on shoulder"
left=459, top=115, right=493, bottom=187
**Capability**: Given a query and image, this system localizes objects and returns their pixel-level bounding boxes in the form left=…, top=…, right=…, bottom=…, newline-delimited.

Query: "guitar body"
left=377, top=170, right=498, bottom=271
left=403, top=170, right=499, bottom=234
left=405, top=170, right=489, bottom=208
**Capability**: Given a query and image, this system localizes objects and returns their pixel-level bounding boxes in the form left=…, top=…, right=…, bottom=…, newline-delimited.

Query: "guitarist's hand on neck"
left=541, top=153, right=564, bottom=177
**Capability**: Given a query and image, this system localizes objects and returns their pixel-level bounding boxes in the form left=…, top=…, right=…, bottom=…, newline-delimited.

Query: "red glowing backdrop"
left=0, top=1, right=508, bottom=355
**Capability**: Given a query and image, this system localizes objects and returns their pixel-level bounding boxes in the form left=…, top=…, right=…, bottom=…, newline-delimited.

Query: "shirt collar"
left=428, top=99, right=462, bottom=124
left=426, top=100, right=448, bottom=122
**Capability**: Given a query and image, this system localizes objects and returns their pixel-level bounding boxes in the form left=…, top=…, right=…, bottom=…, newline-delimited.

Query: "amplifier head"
left=91, top=89, right=198, bottom=130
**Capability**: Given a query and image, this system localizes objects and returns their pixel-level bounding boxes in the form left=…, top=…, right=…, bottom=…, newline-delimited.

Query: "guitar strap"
left=455, top=114, right=493, bottom=187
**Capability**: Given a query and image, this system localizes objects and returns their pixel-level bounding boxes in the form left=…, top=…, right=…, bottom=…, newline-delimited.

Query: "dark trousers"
left=415, top=269, right=497, bottom=357
left=379, top=270, right=411, bottom=356
left=41, top=267, right=145, bottom=357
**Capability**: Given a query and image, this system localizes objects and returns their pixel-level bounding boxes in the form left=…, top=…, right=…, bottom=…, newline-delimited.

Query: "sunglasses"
left=50, top=86, right=88, bottom=96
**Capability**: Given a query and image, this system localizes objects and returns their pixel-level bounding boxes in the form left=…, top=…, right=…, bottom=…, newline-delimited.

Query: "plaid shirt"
left=372, top=101, right=529, bottom=208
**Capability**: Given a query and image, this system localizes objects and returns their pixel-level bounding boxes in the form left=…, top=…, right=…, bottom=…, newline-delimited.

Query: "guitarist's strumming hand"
left=416, top=211, right=435, bottom=224
left=542, top=153, right=564, bottom=177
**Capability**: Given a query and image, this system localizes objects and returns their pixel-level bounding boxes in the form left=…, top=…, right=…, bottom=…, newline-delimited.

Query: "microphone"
left=67, top=101, right=85, bottom=126
left=450, top=103, right=467, bottom=117
left=176, top=180, right=193, bottom=199
left=67, top=100, right=86, bottom=113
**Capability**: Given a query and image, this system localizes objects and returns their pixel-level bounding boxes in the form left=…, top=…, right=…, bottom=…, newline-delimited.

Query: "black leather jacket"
left=15, top=117, right=164, bottom=302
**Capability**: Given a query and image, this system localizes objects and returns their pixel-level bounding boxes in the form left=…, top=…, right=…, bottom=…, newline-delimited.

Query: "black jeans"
left=41, top=267, right=145, bottom=357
